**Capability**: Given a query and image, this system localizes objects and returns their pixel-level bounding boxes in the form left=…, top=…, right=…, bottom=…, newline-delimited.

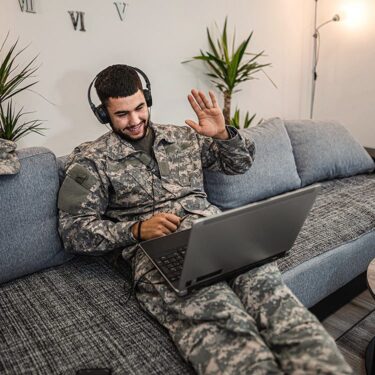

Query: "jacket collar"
left=107, top=122, right=175, bottom=160
left=152, top=123, right=176, bottom=145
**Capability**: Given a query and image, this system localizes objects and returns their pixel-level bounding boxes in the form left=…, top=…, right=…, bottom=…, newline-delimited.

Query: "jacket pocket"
left=107, top=159, right=153, bottom=207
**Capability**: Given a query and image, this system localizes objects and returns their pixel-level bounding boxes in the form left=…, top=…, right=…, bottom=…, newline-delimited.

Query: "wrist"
left=213, top=127, right=229, bottom=140
left=131, top=221, right=141, bottom=241
left=137, top=220, right=143, bottom=241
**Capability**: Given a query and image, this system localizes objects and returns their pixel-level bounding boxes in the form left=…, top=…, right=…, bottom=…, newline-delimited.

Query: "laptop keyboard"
left=154, top=246, right=187, bottom=282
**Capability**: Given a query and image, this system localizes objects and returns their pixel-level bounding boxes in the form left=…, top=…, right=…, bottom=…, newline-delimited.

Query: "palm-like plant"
left=230, top=107, right=257, bottom=129
left=184, top=17, right=274, bottom=128
left=0, top=34, right=44, bottom=141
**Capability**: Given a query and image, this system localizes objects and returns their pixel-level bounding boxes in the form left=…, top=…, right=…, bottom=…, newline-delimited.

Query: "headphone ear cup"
left=95, top=104, right=110, bottom=124
left=143, top=89, right=153, bottom=107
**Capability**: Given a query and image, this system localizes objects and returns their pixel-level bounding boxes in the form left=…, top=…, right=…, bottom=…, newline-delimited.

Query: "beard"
left=113, top=119, right=149, bottom=143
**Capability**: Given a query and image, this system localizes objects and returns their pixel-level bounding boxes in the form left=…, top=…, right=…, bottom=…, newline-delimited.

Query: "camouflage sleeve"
left=58, top=158, right=137, bottom=255
left=198, top=126, right=255, bottom=175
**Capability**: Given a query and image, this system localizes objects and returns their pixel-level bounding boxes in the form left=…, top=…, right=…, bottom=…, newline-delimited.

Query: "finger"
left=164, top=213, right=181, bottom=226
left=187, top=94, right=203, bottom=116
left=162, top=219, right=178, bottom=233
left=209, top=91, right=218, bottom=108
left=185, top=119, right=200, bottom=133
left=155, top=228, right=168, bottom=237
left=152, top=219, right=172, bottom=236
left=199, top=91, right=212, bottom=109
left=191, top=89, right=206, bottom=110
left=159, top=225, right=172, bottom=236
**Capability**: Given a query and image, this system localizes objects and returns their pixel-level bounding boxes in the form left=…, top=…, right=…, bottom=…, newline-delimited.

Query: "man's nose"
left=129, top=111, right=139, bottom=125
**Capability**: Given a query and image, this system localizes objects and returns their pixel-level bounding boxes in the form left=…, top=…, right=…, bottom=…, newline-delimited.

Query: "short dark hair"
left=94, top=64, right=143, bottom=105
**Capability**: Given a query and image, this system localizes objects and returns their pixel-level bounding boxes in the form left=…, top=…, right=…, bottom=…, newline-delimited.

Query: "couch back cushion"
left=284, top=120, right=375, bottom=187
left=0, top=147, right=73, bottom=284
left=204, top=118, right=301, bottom=210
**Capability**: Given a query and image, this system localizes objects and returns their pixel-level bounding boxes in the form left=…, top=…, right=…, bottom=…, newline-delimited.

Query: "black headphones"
left=87, top=65, right=153, bottom=125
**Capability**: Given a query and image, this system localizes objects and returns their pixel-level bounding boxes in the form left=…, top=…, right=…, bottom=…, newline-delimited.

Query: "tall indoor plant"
left=184, top=17, right=275, bottom=128
left=0, top=34, right=44, bottom=141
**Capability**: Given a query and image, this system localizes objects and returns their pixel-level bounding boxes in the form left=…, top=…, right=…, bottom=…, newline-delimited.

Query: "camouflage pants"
left=132, top=250, right=352, bottom=375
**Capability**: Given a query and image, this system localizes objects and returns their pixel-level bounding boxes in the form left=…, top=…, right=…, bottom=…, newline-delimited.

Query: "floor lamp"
left=310, top=0, right=340, bottom=119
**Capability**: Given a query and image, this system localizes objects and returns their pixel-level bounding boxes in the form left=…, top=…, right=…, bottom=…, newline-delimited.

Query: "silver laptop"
left=139, top=184, right=320, bottom=296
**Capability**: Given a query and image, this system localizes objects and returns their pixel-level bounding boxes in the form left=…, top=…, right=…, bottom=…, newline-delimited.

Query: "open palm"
left=185, top=89, right=227, bottom=139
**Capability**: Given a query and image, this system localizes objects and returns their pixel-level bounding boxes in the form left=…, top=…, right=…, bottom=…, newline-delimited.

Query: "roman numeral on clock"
left=18, top=0, right=36, bottom=13
left=114, top=2, right=127, bottom=21
left=68, top=11, right=86, bottom=32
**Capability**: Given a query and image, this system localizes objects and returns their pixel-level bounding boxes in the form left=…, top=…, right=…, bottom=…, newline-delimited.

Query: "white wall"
left=2, top=0, right=314, bottom=156
left=314, top=0, right=375, bottom=147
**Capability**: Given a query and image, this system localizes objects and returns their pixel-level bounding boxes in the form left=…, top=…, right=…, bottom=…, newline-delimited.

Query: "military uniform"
left=0, top=139, right=20, bottom=175
left=58, top=123, right=352, bottom=375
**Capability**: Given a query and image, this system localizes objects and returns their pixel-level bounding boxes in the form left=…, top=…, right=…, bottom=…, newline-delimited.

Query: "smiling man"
left=58, top=65, right=352, bottom=375
left=106, top=91, right=149, bottom=140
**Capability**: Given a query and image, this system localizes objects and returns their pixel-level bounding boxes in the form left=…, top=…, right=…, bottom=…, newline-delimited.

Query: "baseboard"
left=309, top=272, right=367, bottom=321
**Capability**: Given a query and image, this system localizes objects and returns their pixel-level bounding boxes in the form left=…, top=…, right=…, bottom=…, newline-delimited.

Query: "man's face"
left=106, top=89, right=149, bottom=141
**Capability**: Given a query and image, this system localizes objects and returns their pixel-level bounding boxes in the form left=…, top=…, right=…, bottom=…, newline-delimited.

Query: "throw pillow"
left=0, top=148, right=73, bottom=284
left=204, top=118, right=301, bottom=210
left=284, top=120, right=375, bottom=187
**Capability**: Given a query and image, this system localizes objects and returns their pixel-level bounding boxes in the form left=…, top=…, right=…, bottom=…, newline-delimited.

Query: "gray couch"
left=1, top=118, right=374, bottom=374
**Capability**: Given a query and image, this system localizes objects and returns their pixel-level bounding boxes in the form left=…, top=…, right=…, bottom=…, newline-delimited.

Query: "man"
left=58, top=65, right=352, bottom=374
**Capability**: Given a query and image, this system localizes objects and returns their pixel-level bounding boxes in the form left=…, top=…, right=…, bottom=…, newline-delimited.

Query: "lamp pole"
left=310, top=0, right=340, bottom=119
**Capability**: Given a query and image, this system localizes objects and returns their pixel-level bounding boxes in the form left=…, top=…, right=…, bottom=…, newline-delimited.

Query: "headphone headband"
left=87, top=65, right=153, bottom=124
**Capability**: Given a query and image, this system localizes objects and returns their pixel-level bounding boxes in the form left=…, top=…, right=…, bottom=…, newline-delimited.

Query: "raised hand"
left=185, top=89, right=228, bottom=140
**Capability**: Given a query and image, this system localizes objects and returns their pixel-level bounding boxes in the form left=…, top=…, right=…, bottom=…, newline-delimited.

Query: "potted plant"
left=0, top=33, right=44, bottom=142
left=184, top=17, right=275, bottom=128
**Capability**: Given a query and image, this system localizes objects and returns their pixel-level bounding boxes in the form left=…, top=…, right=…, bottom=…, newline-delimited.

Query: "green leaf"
left=0, top=35, right=45, bottom=141
left=182, top=17, right=275, bottom=120
left=231, top=28, right=236, bottom=57
left=229, top=107, right=257, bottom=129
left=0, top=38, right=39, bottom=103
left=227, top=33, right=252, bottom=89
left=207, top=27, right=220, bottom=59
left=221, top=17, right=230, bottom=65
left=244, top=111, right=256, bottom=128
left=0, top=100, right=44, bottom=141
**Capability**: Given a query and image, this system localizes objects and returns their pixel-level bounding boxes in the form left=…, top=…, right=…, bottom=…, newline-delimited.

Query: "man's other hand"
left=185, top=89, right=228, bottom=140
left=132, top=213, right=181, bottom=241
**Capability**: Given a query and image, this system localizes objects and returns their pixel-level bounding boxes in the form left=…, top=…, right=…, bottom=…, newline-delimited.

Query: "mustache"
left=115, top=121, right=149, bottom=141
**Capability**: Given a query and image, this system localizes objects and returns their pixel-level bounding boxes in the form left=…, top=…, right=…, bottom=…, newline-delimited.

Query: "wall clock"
left=17, top=1, right=129, bottom=31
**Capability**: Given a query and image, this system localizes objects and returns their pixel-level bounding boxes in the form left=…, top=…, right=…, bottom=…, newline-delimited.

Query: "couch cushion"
left=284, top=120, right=375, bottom=187
left=204, top=118, right=301, bottom=210
left=0, top=256, right=193, bottom=375
left=278, top=173, right=375, bottom=306
left=0, top=147, right=73, bottom=284
left=278, top=173, right=375, bottom=274
left=282, top=229, right=375, bottom=308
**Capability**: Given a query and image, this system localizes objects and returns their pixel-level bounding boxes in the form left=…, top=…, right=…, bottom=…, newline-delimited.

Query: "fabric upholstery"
left=0, top=148, right=73, bottom=284
left=277, top=173, right=375, bottom=273
left=284, top=120, right=375, bottom=186
left=204, top=118, right=301, bottom=209
left=1, top=141, right=375, bottom=373
left=282, top=229, right=375, bottom=308
left=0, top=256, right=193, bottom=375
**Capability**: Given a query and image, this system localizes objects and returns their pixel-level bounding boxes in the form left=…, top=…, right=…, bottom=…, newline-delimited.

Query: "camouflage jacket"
left=58, top=123, right=255, bottom=257
left=0, top=139, right=20, bottom=175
